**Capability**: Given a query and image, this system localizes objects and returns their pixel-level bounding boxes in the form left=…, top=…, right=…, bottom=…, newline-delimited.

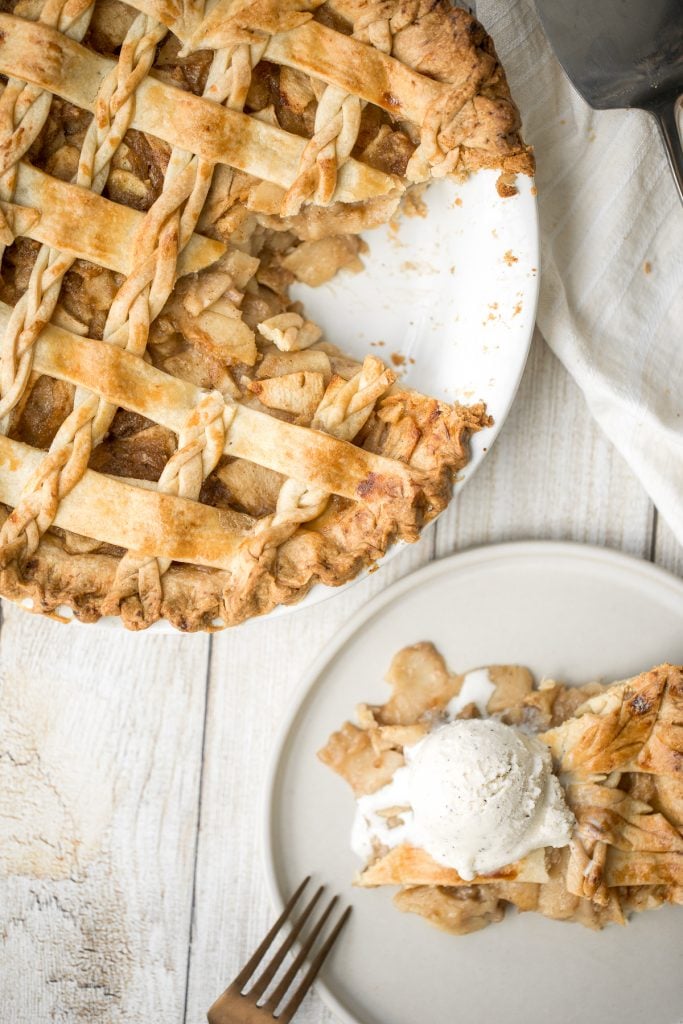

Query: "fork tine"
left=231, top=877, right=310, bottom=991
left=276, top=906, right=352, bottom=1023
left=261, top=894, right=339, bottom=1013
left=246, top=885, right=325, bottom=1001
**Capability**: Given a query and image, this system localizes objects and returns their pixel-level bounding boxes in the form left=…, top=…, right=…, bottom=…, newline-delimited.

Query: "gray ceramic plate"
left=264, top=542, right=683, bottom=1024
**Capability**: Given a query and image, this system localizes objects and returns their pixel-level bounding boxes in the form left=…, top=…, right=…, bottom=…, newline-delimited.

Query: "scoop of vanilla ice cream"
left=408, top=718, right=574, bottom=880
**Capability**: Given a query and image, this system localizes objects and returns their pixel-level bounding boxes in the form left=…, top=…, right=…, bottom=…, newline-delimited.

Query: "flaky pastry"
left=319, top=644, right=683, bottom=933
left=0, top=0, right=532, bottom=628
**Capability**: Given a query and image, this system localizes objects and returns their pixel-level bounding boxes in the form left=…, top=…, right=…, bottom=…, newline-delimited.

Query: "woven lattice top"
left=0, top=0, right=531, bottom=630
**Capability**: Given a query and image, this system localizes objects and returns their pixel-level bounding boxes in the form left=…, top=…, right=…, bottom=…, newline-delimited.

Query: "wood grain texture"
left=2, top=336, right=681, bottom=1024
left=654, top=514, right=683, bottom=576
left=0, top=606, right=209, bottom=1023
left=183, top=335, right=669, bottom=1024
left=436, top=331, right=655, bottom=558
left=184, top=537, right=433, bottom=1024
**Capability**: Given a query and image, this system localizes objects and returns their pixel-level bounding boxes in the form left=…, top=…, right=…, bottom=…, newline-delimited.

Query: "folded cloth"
left=479, top=0, right=683, bottom=546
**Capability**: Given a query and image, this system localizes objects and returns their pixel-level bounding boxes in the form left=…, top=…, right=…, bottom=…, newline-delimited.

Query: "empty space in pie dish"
left=84, top=171, right=537, bottom=633
left=292, top=171, right=538, bottom=491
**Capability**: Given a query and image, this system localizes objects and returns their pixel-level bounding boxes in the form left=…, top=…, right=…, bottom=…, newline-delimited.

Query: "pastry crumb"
left=496, top=173, right=518, bottom=198
left=403, top=191, right=428, bottom=218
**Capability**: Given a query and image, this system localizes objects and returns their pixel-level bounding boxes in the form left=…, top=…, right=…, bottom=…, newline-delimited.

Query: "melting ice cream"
left=352, top=670, right=575, bottom=880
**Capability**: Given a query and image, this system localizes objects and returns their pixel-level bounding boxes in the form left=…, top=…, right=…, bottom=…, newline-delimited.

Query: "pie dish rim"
left=46, top=171, right=540, bottom=633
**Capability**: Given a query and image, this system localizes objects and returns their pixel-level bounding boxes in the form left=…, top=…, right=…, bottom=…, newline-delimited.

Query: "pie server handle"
left=644, top=89, right=683, bottom=205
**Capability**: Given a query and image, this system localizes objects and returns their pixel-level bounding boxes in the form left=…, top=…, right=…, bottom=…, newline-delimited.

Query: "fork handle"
left=645, top=90, right=683, bottom=204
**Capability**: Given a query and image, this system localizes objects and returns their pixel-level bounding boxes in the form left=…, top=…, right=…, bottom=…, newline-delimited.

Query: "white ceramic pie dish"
left=264, top=541, right=683, bottom=1024
left=35, top=169, right=538, bottom=631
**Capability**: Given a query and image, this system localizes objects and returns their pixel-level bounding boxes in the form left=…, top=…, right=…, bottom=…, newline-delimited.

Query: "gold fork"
left=207, top=878, right=352, bottom=1023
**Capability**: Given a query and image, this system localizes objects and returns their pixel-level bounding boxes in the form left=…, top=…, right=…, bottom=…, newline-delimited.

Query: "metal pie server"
left=534, top=0, right=683, bottom=202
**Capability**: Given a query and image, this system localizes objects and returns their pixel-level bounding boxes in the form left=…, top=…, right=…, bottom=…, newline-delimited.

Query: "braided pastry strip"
left=0, top=14, right=400, bottom=202
left=0, top=296, right=415, bottom=501
left=102, top=392, right=237, bottom=625
left=199, top=37, right=268, bottom=222
left=280, top=5, right=400, bottom=216
left=0, top=0, right=95, bottom=417
left=204, top=38, right=269, bottom=110
left=0, top=143, right=212, bottom=565
left=224, top=356, right=395, bottom=621
left=282, top=84, right=363, bottom=215
left=406, top=84, right=484, bottom=183
left=0, top=14, right=166, bottom=432
left=0, top=17, right=234, bottom=565
left=0, top=401, right=97, bottom=566
left=338, top=3, right=444, bottom=183
left=15, top=37, right=266, bottom=621
left=337, top=2, right=485, bottom=182
left=0, top=0, right=94, bottom=241
left=97, top=40, right=274, bottom=625
left=351, top=3, right=397, bottom=51
left=5, top=19, right=274, bottom=559
left=567, top=837, right=611, bottom=905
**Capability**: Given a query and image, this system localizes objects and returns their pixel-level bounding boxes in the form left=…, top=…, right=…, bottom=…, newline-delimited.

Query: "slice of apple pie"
left=319, top=643, right=683, bottom=933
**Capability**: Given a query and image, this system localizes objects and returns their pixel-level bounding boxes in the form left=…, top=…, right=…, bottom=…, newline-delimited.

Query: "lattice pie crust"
left=319, top=644, right=683, bottom=933
left=0, top=0, right=533, bottom=629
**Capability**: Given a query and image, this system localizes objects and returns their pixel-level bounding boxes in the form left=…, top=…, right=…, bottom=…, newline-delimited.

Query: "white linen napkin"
left=479, top=0, right=683, bottom=545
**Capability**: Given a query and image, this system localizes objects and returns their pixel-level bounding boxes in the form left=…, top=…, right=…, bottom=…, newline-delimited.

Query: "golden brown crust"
left=357, top=843, right=549, bottom=887
left=0, top=395, right=489, bottom=630
left=542, top=664, right=683, bottom=778
left=0, top=0, right=526, bottom=629
left=320, top=646, right=683, bottom=934
left=330, top=0, right=534, bottom=184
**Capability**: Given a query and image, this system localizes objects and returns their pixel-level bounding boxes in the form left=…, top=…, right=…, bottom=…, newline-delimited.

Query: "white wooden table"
left=1, top=329, right=681, bottom=1023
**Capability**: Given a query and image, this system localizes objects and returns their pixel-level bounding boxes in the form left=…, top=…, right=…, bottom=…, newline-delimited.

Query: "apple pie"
left=319, top=643, right=683, bottom=933
left=0, top=0, right=533, bottom=629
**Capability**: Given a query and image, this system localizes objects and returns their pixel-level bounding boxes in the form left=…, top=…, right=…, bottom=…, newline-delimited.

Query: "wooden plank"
left=185, top=334, right=657, bottom=1022
left=184, top=536, right=434, bottom=1024
left=653, top=513, right=683, bottom=575
left=0, top=604, right=210, bottom=1022
left=436, top=332, right=655, bottom=558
